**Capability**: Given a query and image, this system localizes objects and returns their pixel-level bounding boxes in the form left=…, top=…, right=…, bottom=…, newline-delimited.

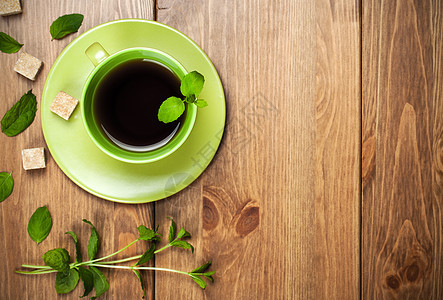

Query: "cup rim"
left=81, top=46, right=197, bottom=164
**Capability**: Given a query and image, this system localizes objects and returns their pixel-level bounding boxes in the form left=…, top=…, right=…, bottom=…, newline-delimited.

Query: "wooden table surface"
left=0, top=0, right=442, bottom=299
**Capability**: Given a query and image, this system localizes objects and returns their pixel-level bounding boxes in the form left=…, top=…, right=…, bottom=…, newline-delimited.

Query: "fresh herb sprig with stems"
left=17, top=217, right=215, bottom=298
left=158, top=71, right=208, bottom=123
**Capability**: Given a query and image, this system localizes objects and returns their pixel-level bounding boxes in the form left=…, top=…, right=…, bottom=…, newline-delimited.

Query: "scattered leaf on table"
left=1, top=90, right=37, bottom=137
left=27, top=206, right=52, bottom=244
left=0, top=172, right=14, bottom=202
left=0, top=32, right=23, bottom=53
left=50, top=13, right=84, bottom=40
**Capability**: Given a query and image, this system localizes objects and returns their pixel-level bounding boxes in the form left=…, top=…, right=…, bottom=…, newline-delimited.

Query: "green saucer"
left=41, top=19, right=226, bottom=203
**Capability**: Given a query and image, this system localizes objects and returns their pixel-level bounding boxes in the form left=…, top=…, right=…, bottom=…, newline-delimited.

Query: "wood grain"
left=0, top=1, right=155, bottom=299
left=156, top=0, right=360, bottom=299
left=362, top=0, right=443, bottom=298
left=2, top=0, right=441, bottom=299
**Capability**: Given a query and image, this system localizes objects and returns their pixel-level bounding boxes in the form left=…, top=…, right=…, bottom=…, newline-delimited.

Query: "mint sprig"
left=158, top=71, right=207, bottom=123
left=17, top=217, right=215, bottom=298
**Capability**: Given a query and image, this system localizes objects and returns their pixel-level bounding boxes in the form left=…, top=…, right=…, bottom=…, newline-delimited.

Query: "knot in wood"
left=203, top=197, right=219, bottom=231
left=235, top=206, right=259, bottom=237
left=405, top=263, right=420, bottom=282
left=385, top=275, right=401, bottom=290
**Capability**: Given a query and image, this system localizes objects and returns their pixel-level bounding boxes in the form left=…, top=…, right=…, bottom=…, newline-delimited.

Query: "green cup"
left=82, top=42, right=197, bottom=164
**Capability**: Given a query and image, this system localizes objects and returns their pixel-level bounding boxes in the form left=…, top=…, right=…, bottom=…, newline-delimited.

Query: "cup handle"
left=85, top=42, right=109, bottom=67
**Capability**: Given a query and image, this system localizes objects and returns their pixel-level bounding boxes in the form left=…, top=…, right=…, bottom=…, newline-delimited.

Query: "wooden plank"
left=0, top=2, right=154, bottom=299
left=156, top=0, right=360, bottom=298
left=362, top=0, right=443, bottom=298
left=314, top=0, right=361, bottom=298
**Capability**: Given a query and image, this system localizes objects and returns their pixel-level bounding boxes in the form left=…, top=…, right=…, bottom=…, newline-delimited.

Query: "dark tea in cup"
left=93, top=59, right=183, bottom=152
left=82, top=43, right=197, bottom=164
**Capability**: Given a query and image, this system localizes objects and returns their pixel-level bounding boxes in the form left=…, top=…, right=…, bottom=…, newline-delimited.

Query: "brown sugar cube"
left=0, top=0, right=22, bottom=16
left=50, top=91, right=79, bottom=120
left=14, top=52, right=43, bottom=81
left=22, top=147, right=46, bottom=170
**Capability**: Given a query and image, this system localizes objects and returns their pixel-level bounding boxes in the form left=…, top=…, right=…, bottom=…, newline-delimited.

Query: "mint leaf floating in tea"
left=28, top=205, right=52, bottom=244
left=158, top=71, right=207, bottom=123
left=50, top=13, right=84, bottom=40
left=194, top=99, right=208, bottom=108
left=0, top=32, right=23, bottom=53
left=17, top=217, right=216, bottom=298
left=0, top=172, right=14, bottom=202
left=158, top=96, right=185, bottom=123
left=1, top=90, right=37, bottom=137
left=180, top=71, right=205, bottom=98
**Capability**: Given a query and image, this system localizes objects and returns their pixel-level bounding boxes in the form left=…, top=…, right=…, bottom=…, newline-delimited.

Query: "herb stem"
left=21, top=264, right=51, bottom=269
left=16, top=269, right=58, bottom=275
left=75, top=240, right=171, bottom=267
left=88, top=263, right=189, bottom=276
left=154, top=244, right=171, bottom=254
left=98, top=255, right=142, bottom=265
left=76, top=239, right=139, bottom=267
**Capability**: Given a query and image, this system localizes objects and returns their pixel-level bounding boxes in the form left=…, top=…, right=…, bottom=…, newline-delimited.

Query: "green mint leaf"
left=176, top=228, right=191, bottom=239
left=1, top=90, right=37, bottom=137
left=90, top=266, right=109, bottom=299
left=204, top=274, right=214, bottom=283
left=65, top=231, right=82, bottom=263
left=167, top=217, right=177, bottom=243
left=0, top=32, right=23, bottom=53
left=180, top=71, right=205, bottom=97
left=55, top=269, right=79, bottom=294
left=191, top=261, right=212, bottom=274
left=194, top=99, right=208, bottom=108
left=170, top=240, right=194, bottom=253
left=203, top=270, right=216, bottom=276
left=132, top=269, right=146, bottom=299
left=27, top=205, right=52, bottom=244
left=77, top=266, right=94, bottom=298
left=136, top=244, right=155, bottom=266
left=158, top=96, right=185, bottom=123
left=0, top=172, right=14, bottom=202
left=50, top=13, right=84, bottom=40
left=137, top=225, right=161, bottom=242
left=82, top=219, right=99, bottom=260
left=42, top=248, right=70, bottom=272
left=190, top=275, right=207, bottom=289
